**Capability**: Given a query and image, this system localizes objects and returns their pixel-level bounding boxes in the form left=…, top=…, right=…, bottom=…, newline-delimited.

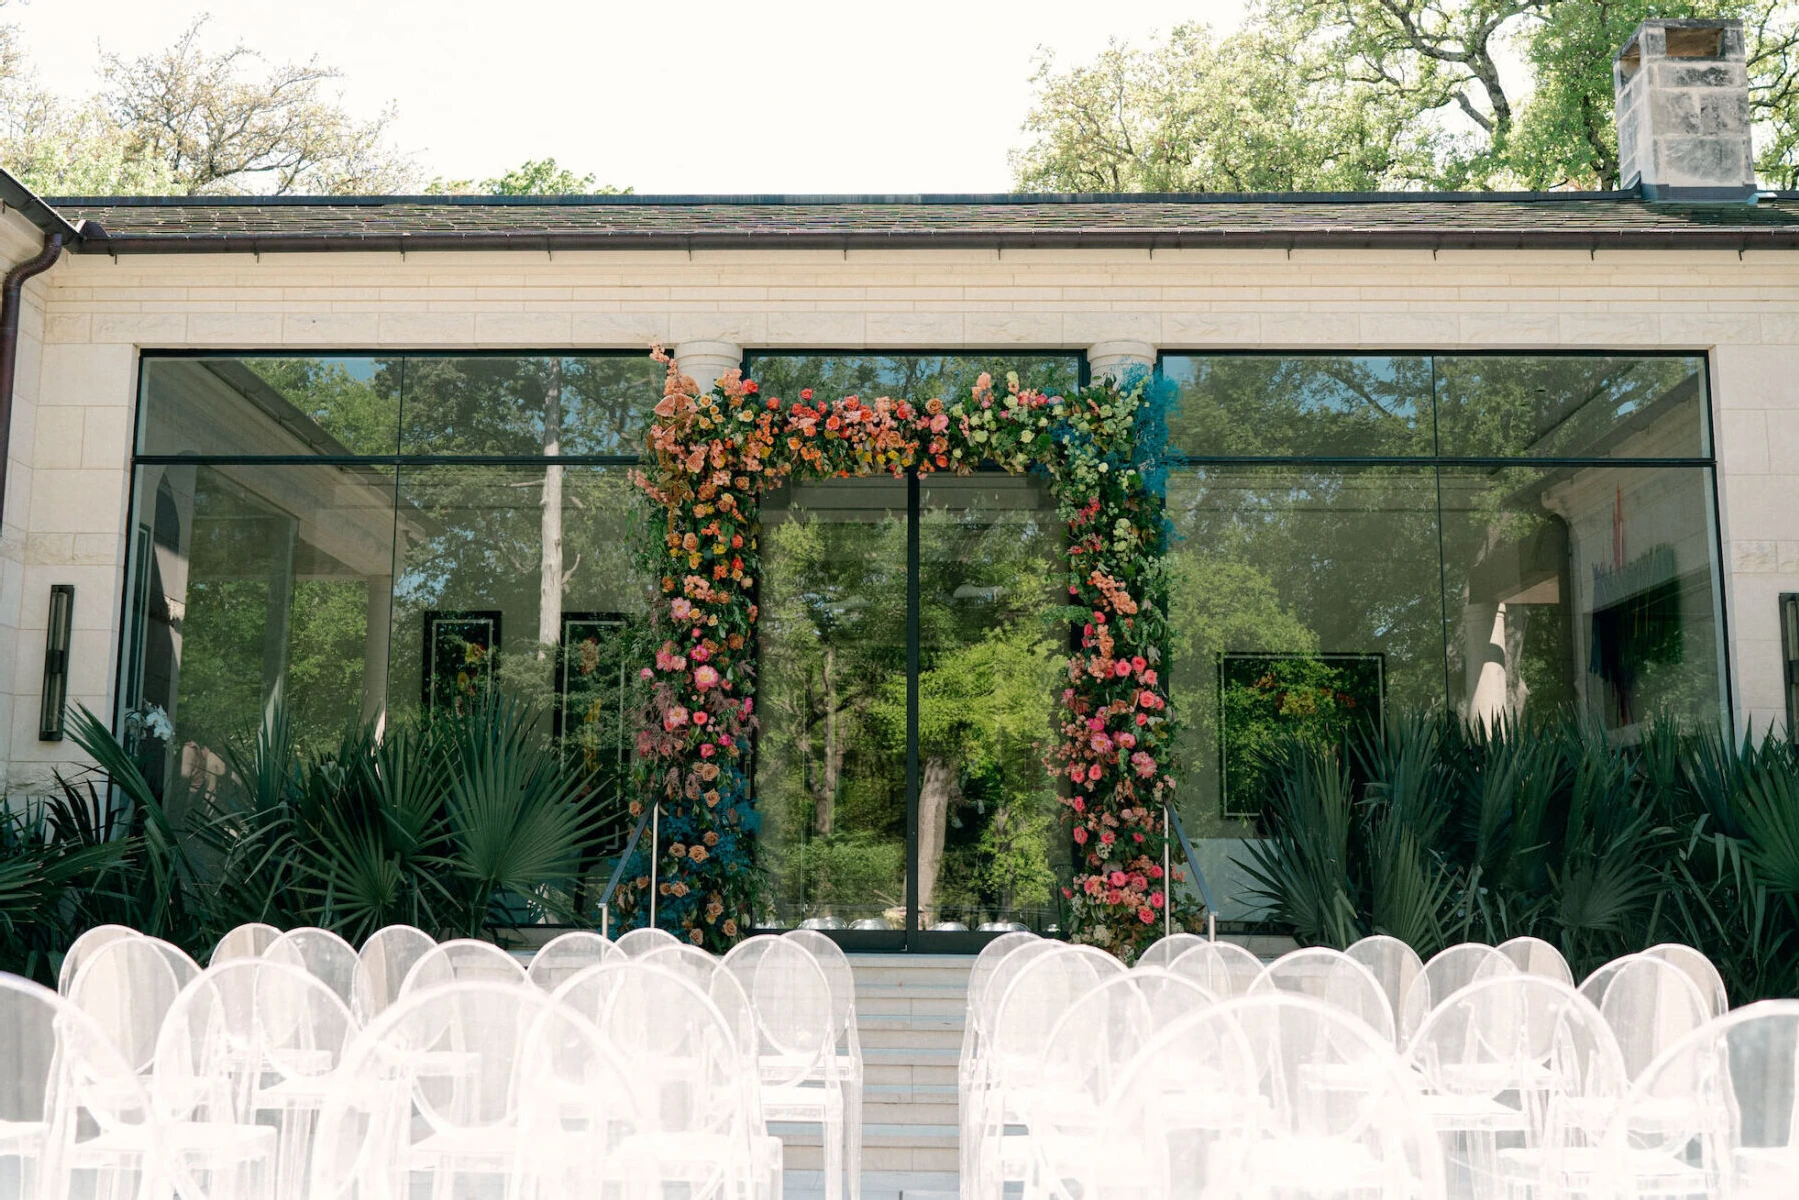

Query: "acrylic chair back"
left=614, top=925, right=683, bottom=958
left=0, top=974, right=160, bottom=1200
left=209, top=922, right=281, bottom=966
left=66, top=933, right=184, bottom=1075
left=311, top=980, right=640, bottom=1200
left=1407, top=973, right=1626, bottom=1198
left=1250, top=946, right=1397, bottom=1043
left=1644, top=942, right=1729, bottom=1017
left=1404, top=942, right=1518, bottom=1042
left=722, top=934, right=838, bottom=1086
left=57, top=922, right=139, bottom=993
left=352, top=925, right=435, bottom=1022
left=1497, top=935, right=1576, bottom=986
left=1597, top=954, right=1711, bottom=1082
left=1113, top=993, right=1445, bottom=1200
left=1167, top=938, right=1264, bottom=999
left=399, top=938, right=527, bottom=995
left=1346, top=934, right=1425, bottom=1042
left=1028, top=969, right=1216, bottom=1200
left=637, top=945, right=759, bottom=1073
left=266, top=927, right=360, bottom=1008
left=1135, top=932, right=1205, bottom=970
left=526, top=929, right=613, bottom=991
left=1602, top=999, right=1799, bottom=1199
left=988, top=944, right=1125, bottom=1086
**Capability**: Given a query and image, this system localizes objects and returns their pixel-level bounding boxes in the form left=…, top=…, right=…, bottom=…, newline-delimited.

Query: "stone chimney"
left=1614, top=18, right=1756, bottom=199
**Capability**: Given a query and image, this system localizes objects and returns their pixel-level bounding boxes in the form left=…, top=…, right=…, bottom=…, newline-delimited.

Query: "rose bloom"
left=1110, top=870, right=1128, bottom=887
left=663, top=706, right=689, bottom=730
left=690, top=645, right=711, bottom=663
left=1073, top=828, right=1089, bottom=845
left=929, top=413, right=950, bottom=432
left=1113, top=660, right=1132, bottom=678
left=670, top=598, right=694, bottom=620
left=699, top=744, right=715, bottom=758
left=693, top=665, right=721, bottom=690
left=1137, top=906, right=1156, bottom=924
left=692, top=710, right=709, bottom=726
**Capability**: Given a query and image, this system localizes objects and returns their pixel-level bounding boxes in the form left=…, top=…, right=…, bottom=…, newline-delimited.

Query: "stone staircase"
left=778, top=952, right=969, bottom=1199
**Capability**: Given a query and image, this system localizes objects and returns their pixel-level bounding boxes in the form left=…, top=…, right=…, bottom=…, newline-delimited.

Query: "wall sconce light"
left=1783, top=593, right=1799, bottom=746
left=38, top=584, right=73, bottom=741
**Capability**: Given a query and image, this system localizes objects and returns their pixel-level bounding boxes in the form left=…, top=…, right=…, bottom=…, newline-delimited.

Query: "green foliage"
left=0, top=691, right=612, bottom=973
left=1016, top=0, right=1799, bottom=191
left=427, top=158, right=632, bottom=196
left=1237, top=709, right=1799, bottom=998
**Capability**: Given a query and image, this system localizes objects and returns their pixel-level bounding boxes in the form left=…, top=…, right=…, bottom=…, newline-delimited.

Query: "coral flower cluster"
left=622, top=347, right=1181, bottom=958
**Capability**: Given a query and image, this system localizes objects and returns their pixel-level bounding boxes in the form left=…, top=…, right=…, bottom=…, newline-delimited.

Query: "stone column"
left=673, top=340, right=744, bottom=393
left=1087, top=339, right=1157, bottom=385
left=1464, top=601, right=1510, bottom=731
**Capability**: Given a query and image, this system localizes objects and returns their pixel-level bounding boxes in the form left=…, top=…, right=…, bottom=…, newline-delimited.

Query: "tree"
left=1014, top=0, right=1799, bottom=191
left=426, top=157, right=631, bottom=196
left=0, top=11, right=412, bottom=195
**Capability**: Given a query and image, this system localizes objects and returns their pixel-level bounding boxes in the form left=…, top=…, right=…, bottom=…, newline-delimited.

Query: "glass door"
left=756, top=472, right=1068, bottom=950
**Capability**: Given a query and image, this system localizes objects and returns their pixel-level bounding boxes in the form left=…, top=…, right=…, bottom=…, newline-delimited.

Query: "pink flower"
left=1073, top=828, right=1089, bottom=845
left=699, top=743, right=716, bottom=758
left=664, top=706, right=689, bottom=731
left=1083, top=876, right=1103, bottom=896
left=1086, top=716, right=1105, bottom=733
left=640, top=667, right=655, bottom=679
left=1136, top=713, right=1149, bottom=727
left=1137, top=906, right=1155, bottom=924
left=1131, top=751, right=1157, bottom=779
left=929, top=413, right=949, bottom=433
left=690, top=645, right=711, bottom=663
left=1131, top=656, right=1147, bottom=673
left=1138, top=690, right=1157, bottom=708
left=1087, top=764, right=1103, bottom=782
left=693, top=665, right=721, bottom=691
left=1149, top=864, right=1164, bottom=879
left=1110, top=870, right=1128, bottom=887
left=670, top=598, right=694, bottom=621
left=1113, top=660, right=1132, bottom=678
left=1149, top=891, right=1165, bottom=909
left=1090, top=734, right=1113, bottom=755
left=1143, top=669, right=1157, bottom=685
left=1117, top=732, right=1136, bottom=749
left=692, top=710, right=709, bottom=726
left=1100, top=830, right=1116, bottom=845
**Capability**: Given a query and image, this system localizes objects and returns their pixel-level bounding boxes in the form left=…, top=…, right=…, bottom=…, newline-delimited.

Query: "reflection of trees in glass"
left=747, top=354, right=1082, bottom=411
left=1217, top=653, right=1384, bottom=820
left=1162, top=356, right=1432, bottom=457
left=241, top=357, right=395, bottom=455
left=1434, top=356, right=1704, bottom=459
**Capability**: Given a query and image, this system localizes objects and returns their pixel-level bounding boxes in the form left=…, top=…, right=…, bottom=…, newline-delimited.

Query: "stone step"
left=775, top=1122, right=960, bottom=1174
left=847, top=955, right=974, bottom=992
left=856, top=1023, right=963, bottom=1053
left=852, top=984, right=968, bottom=1018
left=781, top=1171, right=958, bottom=1200
left=863, top=1082, right=959, bottom=1127
left=861, top=1045, right=959, bottom=1088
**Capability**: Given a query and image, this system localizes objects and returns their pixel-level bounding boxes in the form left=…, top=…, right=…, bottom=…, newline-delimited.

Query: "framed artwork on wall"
left=422, top=610, right=501, bottom=714
left=558, top=611, right=631, bottom=854
left=1216, top=651, right=1386, bottom=820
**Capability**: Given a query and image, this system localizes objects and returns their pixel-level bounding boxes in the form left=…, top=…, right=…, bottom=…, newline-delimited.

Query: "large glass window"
left=1161, top=352, right=1725, bottom=923
left=124, top=355, right=659, bottom=832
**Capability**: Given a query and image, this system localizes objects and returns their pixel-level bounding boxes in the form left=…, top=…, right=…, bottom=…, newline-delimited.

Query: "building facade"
left=1, top=23, right=1796, bottom=933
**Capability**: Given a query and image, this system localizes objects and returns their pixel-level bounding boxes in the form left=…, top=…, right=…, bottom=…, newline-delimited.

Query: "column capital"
left=672, top=340, right=744, bottom=391
left=1086, top=339, right=1157, bottom=384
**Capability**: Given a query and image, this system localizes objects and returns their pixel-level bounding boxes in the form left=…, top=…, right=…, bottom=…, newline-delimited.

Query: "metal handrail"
left=595, top=800, right=658, bottom=939
left=1162, top=802, right=1219, bottom=941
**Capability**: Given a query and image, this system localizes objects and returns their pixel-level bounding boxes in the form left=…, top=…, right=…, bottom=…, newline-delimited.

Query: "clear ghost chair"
left=1136, top=931, right=1206, bottom=970
left=1405, top=942, right=1520, bottom=1043
left=1167, top=938, right=1265, bottom=999
left=1643, top=942, right=1729, bottom=1017
left=1407, top=973, right=1626, bottom=1200
left=209, top=923, right=282, bottom=966
left=784, top=929, right=866, bottom=1200
left=351, top=925, right=435, bottom=1023
left=1348, top=934, right=1426, bottom=1043
left=398, top=938, right=527, bottom=996
left=152, top=958, right=356, bottom=1200
left=961, top=932, right=1040, bottom=1082
left=638, top=944, right=761, bottom=1074
left=1498, top=935, right=1576, bottom=986
left=58, top=922, right=140, bottom=993
left=150, top=936, right=204, bottom=990
left=555, top=960, right=780, bottom=1200
left=614, top=925, right=684, bottom=958
left=1596, top=955, right=1710, bottom=1083
left=722, top=934, right=847, bottom=1200
left=526, top=929, right=614, bottom=990
left=972, top=944, right=1126, bottom=1199
left=1028, top=968, right=1215, bottom=1199
left=310, top=980, right=642, bottom=1200
left=0, top=973, right=160, bottom=1200
left=1111, top=992, right=1445, bottom=1200
left=1600, top=999, right=1799, bottom=1198
left=266, top=928, right=360, bottom=1008
left=1250, top=946, right=1397, bottom=1043
left=958, top=932, right=1044, bottom=1182
left=66, top=934, right=184, bottom=1081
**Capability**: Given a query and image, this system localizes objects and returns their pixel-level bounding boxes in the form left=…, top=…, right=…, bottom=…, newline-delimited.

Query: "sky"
left=7, top=0, right=1249, bottom=194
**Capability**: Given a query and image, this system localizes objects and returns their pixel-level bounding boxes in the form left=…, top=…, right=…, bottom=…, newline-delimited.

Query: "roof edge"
left=0, top=169, right=83, bottom=242
left=72, top=225, right=1799, bottom=255
left=45, top=188, right=1653, bottom=209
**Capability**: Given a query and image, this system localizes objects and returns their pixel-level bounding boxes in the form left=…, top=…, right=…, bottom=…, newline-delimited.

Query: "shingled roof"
left=38, top=190, right=1799, bottom=253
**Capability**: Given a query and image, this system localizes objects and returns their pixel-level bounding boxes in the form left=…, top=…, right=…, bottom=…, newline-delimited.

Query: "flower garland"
left=619, top=347, right=1182, bottom=959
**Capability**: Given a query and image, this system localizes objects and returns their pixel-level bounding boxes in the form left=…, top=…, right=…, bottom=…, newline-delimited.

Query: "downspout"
left=0, top=231, right=64, bottom=531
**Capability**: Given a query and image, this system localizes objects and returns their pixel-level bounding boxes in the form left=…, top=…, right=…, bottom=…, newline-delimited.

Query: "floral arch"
left=615, top=348, right=1183, bottom=959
